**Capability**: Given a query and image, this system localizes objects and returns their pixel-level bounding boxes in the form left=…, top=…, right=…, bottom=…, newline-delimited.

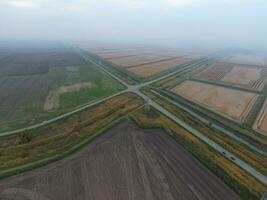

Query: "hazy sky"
left=0, top=0, right=267, bottom=47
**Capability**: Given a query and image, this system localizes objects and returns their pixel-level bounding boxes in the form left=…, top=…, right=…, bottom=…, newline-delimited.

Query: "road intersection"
left=1, top=49, right=266, bottom=185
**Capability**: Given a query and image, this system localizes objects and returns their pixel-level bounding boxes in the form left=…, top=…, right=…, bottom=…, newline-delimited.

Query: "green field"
left=0, top=58, right=123, bottom=132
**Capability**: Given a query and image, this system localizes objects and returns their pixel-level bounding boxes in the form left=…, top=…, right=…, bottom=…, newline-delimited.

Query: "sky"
left=0, top=0, right=267, bottom=48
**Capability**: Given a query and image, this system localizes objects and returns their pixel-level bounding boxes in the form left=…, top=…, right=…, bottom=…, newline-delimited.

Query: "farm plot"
left=108, top=54, right=172, bottom=67
left=128, top=57, right=191, bottom=78
left=194, top=63, right=267, bottom=91
left=0, top=121, right=240, bottom=200
left=0, top=50, right=123, bottom=132
left=253, top=99, right=267, bottom=136
left=223, top=53, right=267, bottom=66
left=0, top=50, right=87, bottom=77
left=172, top=80, right=258, bottom=122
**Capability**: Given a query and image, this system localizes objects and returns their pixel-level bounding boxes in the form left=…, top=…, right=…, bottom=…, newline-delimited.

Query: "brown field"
left=95, top=49, right=143, bottom=58
left=108, top=54, right=172, bottom=67
left=195, top=63, right=267, bottom=91
left=0, top=121, right=240, bottom=200
left=223, top=53, right=267, bottom=66
left=128, top=58, right=191, bottom=78
left=253, top=99, right=267, bottom=136
left=172, top=80, right=258, bottom=122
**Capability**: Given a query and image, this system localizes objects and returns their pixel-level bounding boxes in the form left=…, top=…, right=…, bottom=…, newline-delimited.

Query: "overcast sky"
left=0, top=0, right=267, bottom=47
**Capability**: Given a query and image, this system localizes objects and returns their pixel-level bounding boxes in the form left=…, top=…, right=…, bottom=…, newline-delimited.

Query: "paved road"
left=0, top=90, right=126, bottom=137
left=1, top=49, right=267, bottom=186
left=81, top=52, right=267, bottom=185
left=151, top=90, right=267, bottom=157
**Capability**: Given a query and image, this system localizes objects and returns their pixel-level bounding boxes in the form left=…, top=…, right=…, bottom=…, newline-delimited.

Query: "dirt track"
left=0, top=121, right=240, bottom=200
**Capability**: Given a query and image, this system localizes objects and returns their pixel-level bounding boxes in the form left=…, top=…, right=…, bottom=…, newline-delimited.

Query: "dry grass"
left=172, top=80, right=258, bottom=122
left=0, top=93, right=144, bottom=172
left=128, top=58, right=190, bottom=78
left=108, top=54, right=171, bottom=67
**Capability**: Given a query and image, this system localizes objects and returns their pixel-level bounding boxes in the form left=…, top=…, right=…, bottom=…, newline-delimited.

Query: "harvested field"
left=108, top=54, right=171, bottom=67
left=0, top=121, right=240, bottom=200
left=172, top=80, right=258, bottom=122
left=128, top=58, right=191, bottom=78
left=223, top=54, right=267, bottom=66
left=195, top=63, right=267, bottom=91
left=253, top=98, right=267, bottom=136
left=44, top=82, right=95, bottom=111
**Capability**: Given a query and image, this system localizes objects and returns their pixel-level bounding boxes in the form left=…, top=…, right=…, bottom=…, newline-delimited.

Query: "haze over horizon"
left=0, top=0, right=267, bottom=49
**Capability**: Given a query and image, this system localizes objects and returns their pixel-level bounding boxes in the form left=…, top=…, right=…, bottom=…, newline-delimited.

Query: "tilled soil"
left=0, top=121, right=240, bottom=200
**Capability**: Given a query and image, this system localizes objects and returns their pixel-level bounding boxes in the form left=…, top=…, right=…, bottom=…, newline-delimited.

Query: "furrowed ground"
left=130, top=106, right=266, bottom=200
left=0, top=48, right=124, bottom=132
left=0, top=120, right=241, bottom=200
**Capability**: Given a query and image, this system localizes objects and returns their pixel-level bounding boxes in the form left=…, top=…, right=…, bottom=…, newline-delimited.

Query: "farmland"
left=253, top=99, right=267, bottom=136
left=0, top=93, right=144, bottom=176
left=0, top=48, right=123, bottom=132
left=128, top=57, right=191, bottom=78
left=130, top=106, right=266, bottom=199
left=1, top=43, right=266, bottom=200
left=222, top=53, right=267, bottom=66
left=0, top=121, right=241, bottom=200
left=194, top=63, right=267, bottom=91
left=88, top=46, right=204, bottom=81
left=108, top=54, right=172, bottom=67
left=172, top=80, right=258, bottom=122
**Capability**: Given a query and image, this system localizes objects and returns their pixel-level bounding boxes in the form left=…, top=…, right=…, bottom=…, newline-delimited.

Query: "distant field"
left=0, top=121, right=240, bottom=200
left=223, top=53, right=267, bottom=66
left=88, top=46, right=203, bottom=81
left=172, top=80, right=258, bottom=122
left=194, top=62, right=267, bottom=91
left=108, top=54, right=172, bottom=67
left=128, top=57, right=191, bottom=78
left=253, top=99, right=267, bottom=136
left=0, top=48, right=123, bottom=132
left=0, top=50, right=87, bottom=76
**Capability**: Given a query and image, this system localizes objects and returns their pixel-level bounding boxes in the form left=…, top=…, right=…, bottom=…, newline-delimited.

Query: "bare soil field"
left=195, top=63, right=267, bottom=91
left=128, top=57, right=191, bottom=78
left=0, top=121, right=240, bottom=200
left=223, top=53, right=267, bottom=66
left=108, top=54, right=172, bottom=67
left=253, top=99, right=267, bottom=136
left=172, top=80, right=258, bottom=122
left=0, top=49, right=87, bottom=77
left=44, top=82, right=95, bottom=111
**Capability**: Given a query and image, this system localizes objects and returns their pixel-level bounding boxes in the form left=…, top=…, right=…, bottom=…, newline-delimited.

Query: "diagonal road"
left=80, top=50, right=267, bottom=185
left=0, top=49, right=266, bottom=186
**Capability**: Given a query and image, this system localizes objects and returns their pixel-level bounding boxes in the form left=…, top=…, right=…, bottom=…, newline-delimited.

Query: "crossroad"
left=1, top=49, right=267, bottom=186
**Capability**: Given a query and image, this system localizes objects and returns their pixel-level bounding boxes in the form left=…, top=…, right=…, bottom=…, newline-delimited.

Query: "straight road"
left=151, top=90, right=267, bottom=157
left=81, top=51, right=267, bottom=185
left=1, top=49, right=267, bottom=186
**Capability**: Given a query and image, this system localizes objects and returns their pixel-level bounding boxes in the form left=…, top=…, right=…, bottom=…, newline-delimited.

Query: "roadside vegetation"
left=143, top=89, right=267, bottom=176
left=130, top=106, right=266, bottom=200
left=0, top=93, right=144, bottom=178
